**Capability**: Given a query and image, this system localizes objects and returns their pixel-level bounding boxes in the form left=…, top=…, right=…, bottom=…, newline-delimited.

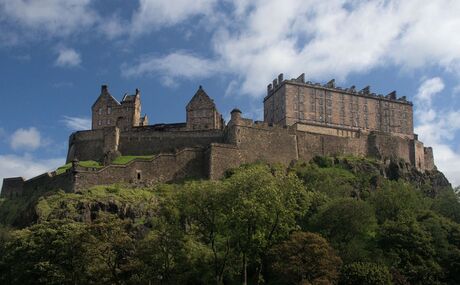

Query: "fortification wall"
left=1, top=171, right=74, bottom=198
left=296, top=131, right=368, bottom=162
left=412, top=140, right=426, bottom=171
left=73, top=147, right=206, bottom=191
left=118, top=129, right=224, bottom=156
left=67, top=127, right=225, bottom=163
left=368, top=131, right=413, bottom=164
left=67, top=129, right=105, bottom=162
left=1, top=178, right=25, bottom=198
left=230, top=121, right=298, bottom=166
left=23, top=171, right=75, bottom=195
left=207, top=143, right=241, bottom=180
left=424, top=147, right=435, bottom=171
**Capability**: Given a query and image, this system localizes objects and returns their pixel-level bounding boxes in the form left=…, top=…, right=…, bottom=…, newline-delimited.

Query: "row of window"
left=98, top=107, right=112, bottom=115
left=97, top=119, right=112, bottom=126
left=97, top=106, right=133, bottom=115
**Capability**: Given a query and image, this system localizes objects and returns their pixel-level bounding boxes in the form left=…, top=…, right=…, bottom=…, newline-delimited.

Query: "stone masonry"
left=1, top=75, right=437, bottom=198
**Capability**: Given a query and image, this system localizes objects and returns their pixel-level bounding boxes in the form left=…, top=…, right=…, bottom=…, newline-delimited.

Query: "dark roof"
left=186, top=85, right=216, bottom=110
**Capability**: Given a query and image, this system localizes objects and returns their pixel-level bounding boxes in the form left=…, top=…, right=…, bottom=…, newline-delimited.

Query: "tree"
left=270, top=231, right=342, bottom=285
left=223, top=164, right=307, bottom=284
left=0, top=220, right=92, bottom=285
left=86, top=214, right=136, bottom=285
left=378, top=214, right=442, bottom=284
left=309, top=198, right=377, bottom=262
left=431, top=190, right=460, bottom=223
left=340, top=262, right=391, bottom=285
left=370, top=180, right=427, bottom=224
left=135, top=217, right=186, bottom=284
left=178, top=180, right=237, bottom=284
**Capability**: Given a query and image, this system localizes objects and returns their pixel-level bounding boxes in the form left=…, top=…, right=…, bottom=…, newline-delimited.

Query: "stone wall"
left=207, top=143, right=241, bottom=180
left=424, top=147, right=435, bottom=171
left=412, top=140, right=426, bottom=171
left=118, top=129, right=224, bottom=156
left=1, top=171, right=74, bottom=198
left=73, top=147, right=206, bottom=191
left=229, top=119, right=298, bottom=166
left=67, top=127, right=225, bottom=163
left=1, top=178, right=25, bottom=198
left=67, top=129, right=105, bottom=162
left=368, top=131, right=412, bottom=163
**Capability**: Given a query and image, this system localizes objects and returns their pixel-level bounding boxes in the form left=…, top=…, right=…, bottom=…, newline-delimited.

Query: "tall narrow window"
left=98, top=108, right=103, bottom=115
left=107, top=107, right=112, bottom=114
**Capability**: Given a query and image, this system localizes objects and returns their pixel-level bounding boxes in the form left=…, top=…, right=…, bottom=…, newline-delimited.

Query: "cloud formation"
left=55, top=48, right=81, bottom=68
left=123, top=51, right=219, bottom=84
left=0, top=0, right=95, bottom=37
left=62, top=116, right=91, bottom=131
left=414, top=77, right=460, bottom=186
left=10, top=127, right=42, bottom=151
left=130, top=0, right=216, bottom=35
left=124, top=0, right=460, bottom=97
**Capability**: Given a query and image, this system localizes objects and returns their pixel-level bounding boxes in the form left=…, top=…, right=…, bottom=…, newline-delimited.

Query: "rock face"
left=331, top=156, right=451, bottom=197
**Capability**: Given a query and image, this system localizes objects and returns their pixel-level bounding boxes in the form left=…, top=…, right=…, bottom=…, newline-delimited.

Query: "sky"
left=1, top=0, right=460, bottom=186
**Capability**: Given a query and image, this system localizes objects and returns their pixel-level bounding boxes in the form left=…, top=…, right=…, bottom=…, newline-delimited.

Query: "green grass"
left=55, top=161, right=103, bottom=175
left=112, top=155, right=154, bottom=165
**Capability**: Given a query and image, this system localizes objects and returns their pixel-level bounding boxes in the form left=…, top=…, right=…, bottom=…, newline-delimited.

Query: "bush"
left=340, top=262, right=391, bottom=285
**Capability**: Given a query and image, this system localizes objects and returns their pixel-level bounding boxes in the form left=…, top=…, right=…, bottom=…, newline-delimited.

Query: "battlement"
left=265, top=73, right=412, bottom=105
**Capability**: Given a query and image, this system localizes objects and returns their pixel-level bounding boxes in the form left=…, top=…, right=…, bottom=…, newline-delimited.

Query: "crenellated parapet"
left=266, top=73, right=411, bottom=105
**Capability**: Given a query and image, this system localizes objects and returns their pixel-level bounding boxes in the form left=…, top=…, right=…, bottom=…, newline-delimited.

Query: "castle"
left=1, top=73, right=436, bottom=198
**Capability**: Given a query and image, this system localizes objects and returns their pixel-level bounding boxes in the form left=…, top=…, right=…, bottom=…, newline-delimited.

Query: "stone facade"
left=1, top=76, right=438, bottom=198
left=92, top=85, right=148, bottom=131
left=186, top=86, right=224, bottom=130
left=265, top=74, right=413, bottom=139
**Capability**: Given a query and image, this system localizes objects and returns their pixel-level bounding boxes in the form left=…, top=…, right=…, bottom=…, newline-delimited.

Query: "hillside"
left=0, top=156, right=459, bottom=285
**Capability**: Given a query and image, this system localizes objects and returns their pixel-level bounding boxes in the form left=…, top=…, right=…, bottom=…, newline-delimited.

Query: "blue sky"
left=1, top=0, right=460, bottom=186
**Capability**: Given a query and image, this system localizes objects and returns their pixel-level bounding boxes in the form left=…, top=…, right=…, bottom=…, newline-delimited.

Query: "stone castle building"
left=1, top=73, right=436, bottom=198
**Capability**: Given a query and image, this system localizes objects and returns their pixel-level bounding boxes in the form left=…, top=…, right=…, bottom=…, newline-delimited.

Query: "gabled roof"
left=91, top=85, right=120, bottom=109
left=186, top=85, right=216, bottom=110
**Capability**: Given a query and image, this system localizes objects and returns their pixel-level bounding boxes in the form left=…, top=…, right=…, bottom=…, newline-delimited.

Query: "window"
left=107, top=119, right=111, bottom=125
left=107, top=107, right=112, bottom=114
left=137, top=172, right=141, bottom=180
left=98, top=108, right=103, bottom=115
left=98, top=120, right=102, bottom=126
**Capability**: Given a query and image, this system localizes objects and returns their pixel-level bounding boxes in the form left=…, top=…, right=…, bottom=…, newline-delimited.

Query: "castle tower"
left=92, top=85, right=120, bottom=130
left=186, top=86, right=224, bottom=130
left=91, top=85, right=148, bottom=131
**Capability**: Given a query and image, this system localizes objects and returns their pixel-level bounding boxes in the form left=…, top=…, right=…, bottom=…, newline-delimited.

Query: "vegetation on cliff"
left=0, top=156, right=458, bottom=285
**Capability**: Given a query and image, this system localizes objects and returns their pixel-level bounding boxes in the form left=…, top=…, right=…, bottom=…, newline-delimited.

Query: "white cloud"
left=0, top=0, right=96, bottom=37
left=0, top=154, right=64, bottom=190
left=62, top=116, right=91, bottom=131
left=122, top=51, right=219, bottom=81
left=414, top=77, right=460, bottom=186
left=122, top=0, right=460, bottom=97
left=55, top=48, right=81, bottom=67
left=415, top=77, right=445, bottom=106
left=130, top=0, right=217, bottom=35
left=10, top=127, right=42, bottom=151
